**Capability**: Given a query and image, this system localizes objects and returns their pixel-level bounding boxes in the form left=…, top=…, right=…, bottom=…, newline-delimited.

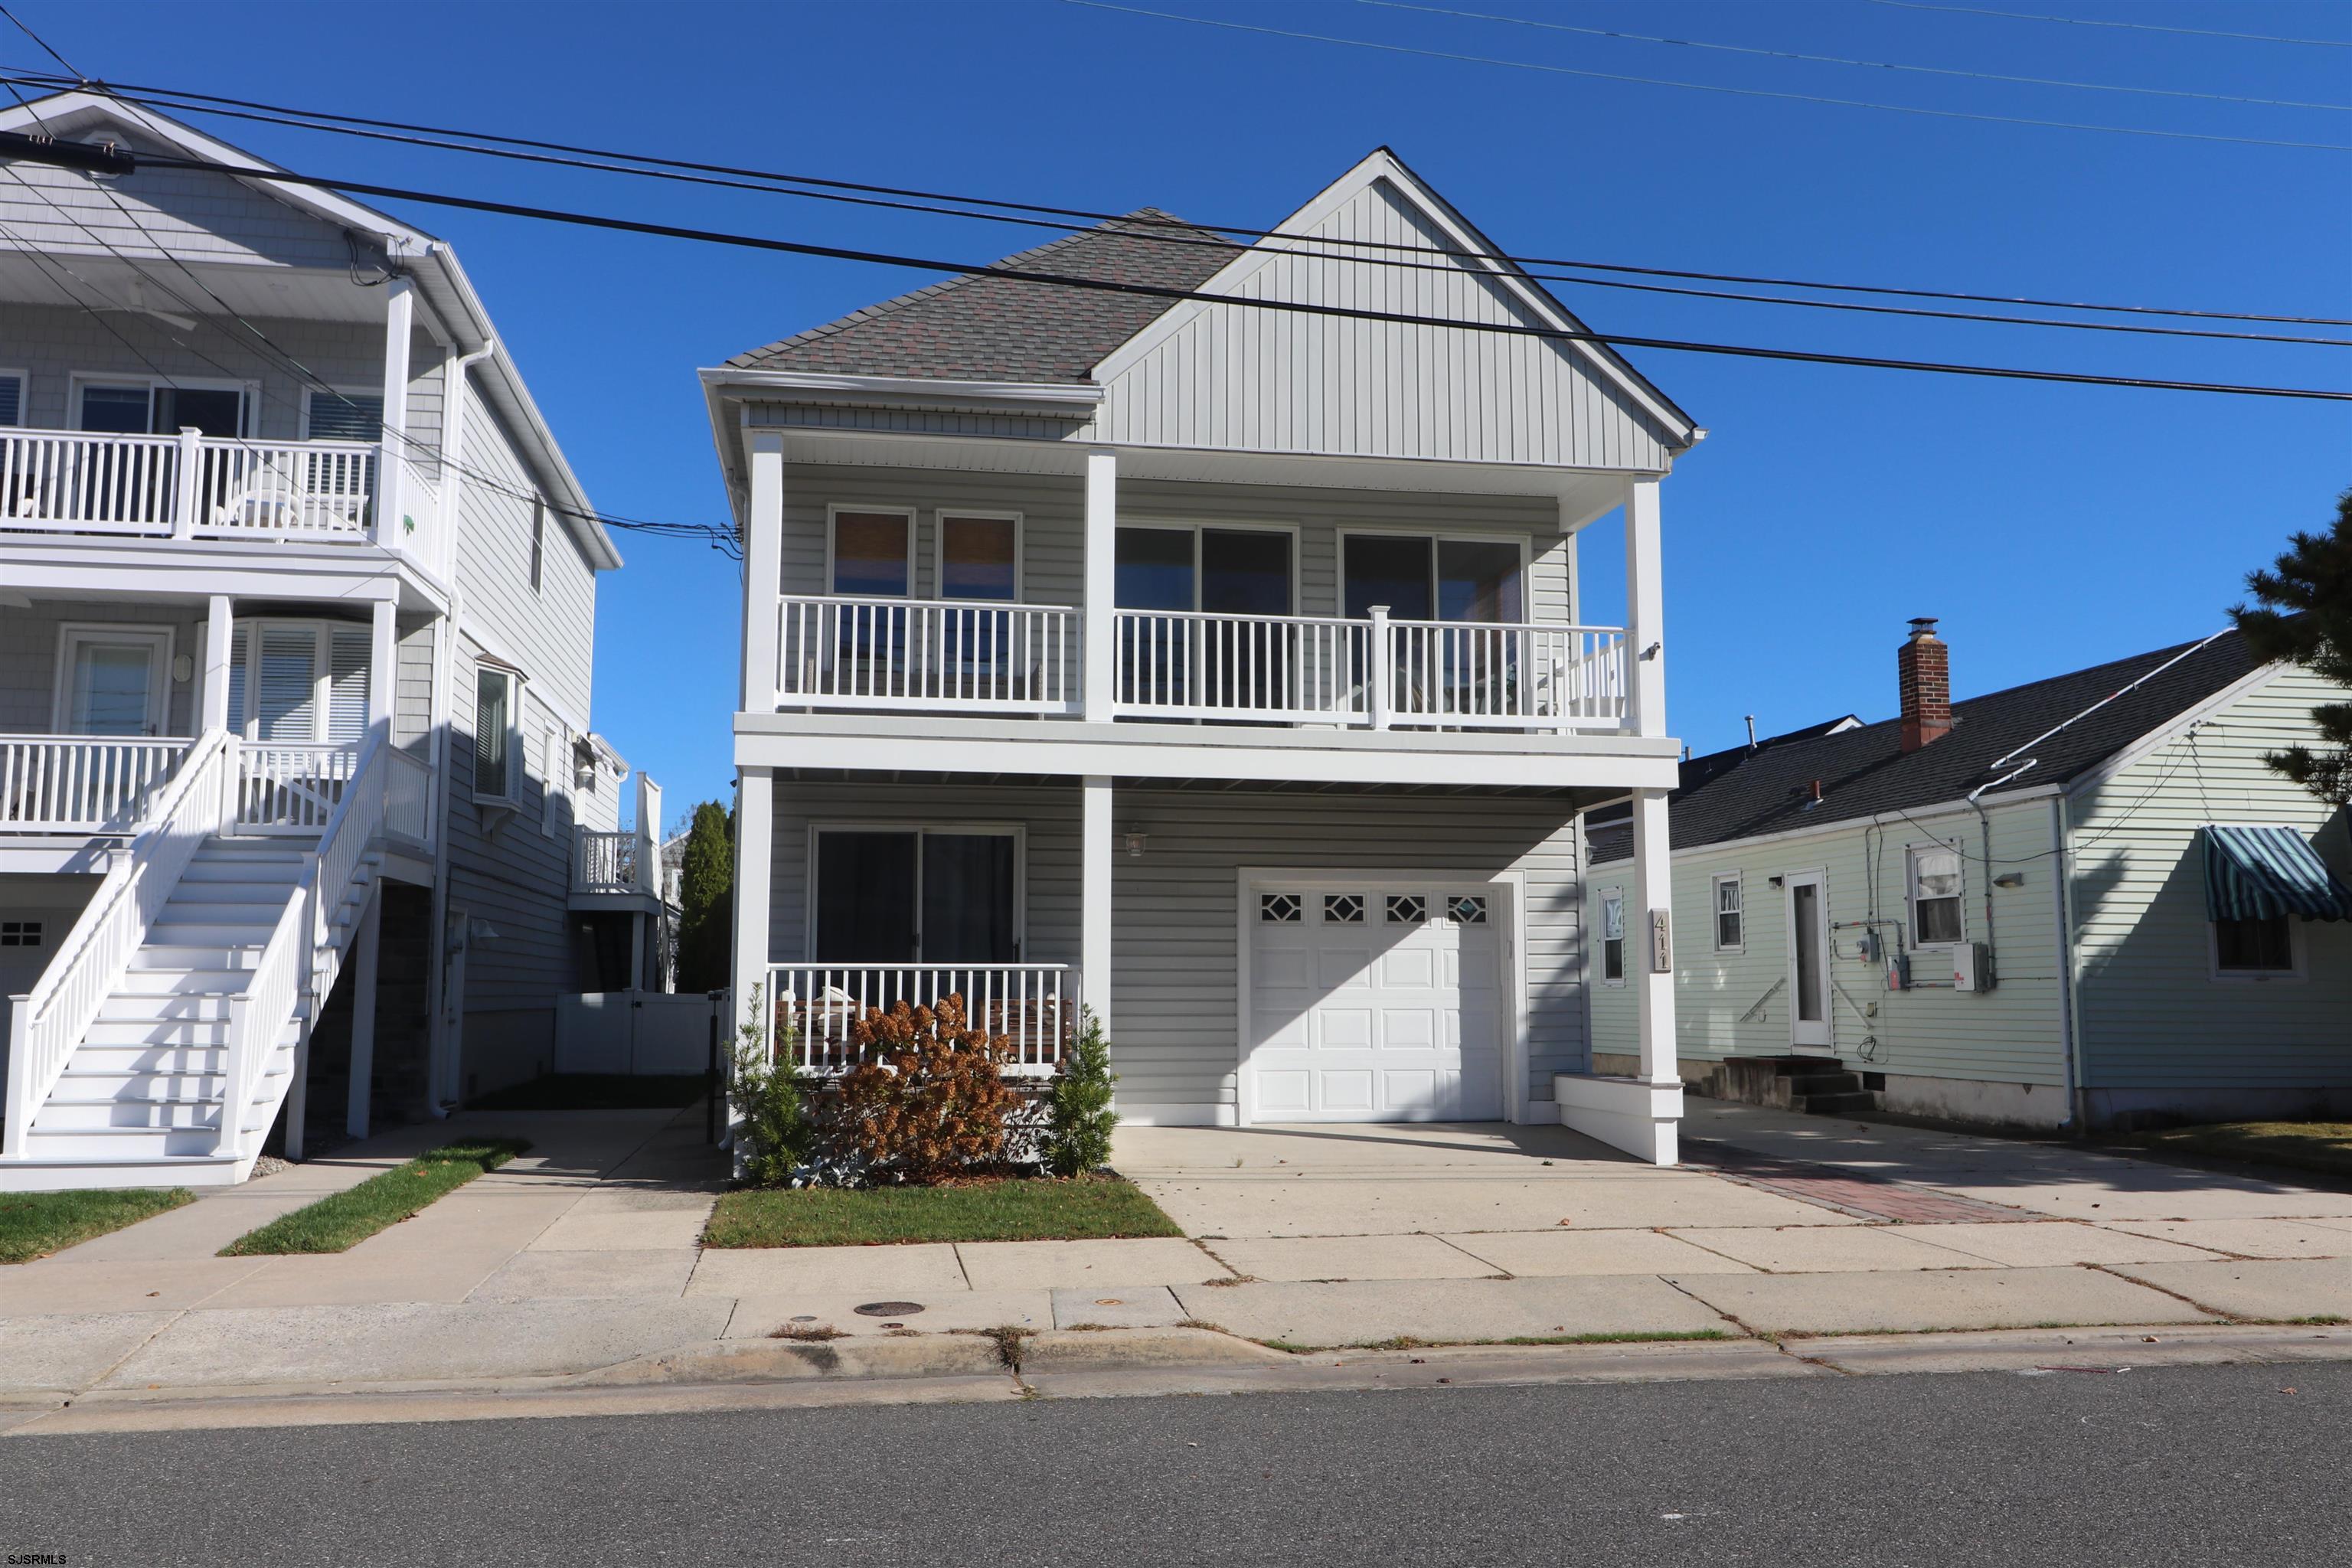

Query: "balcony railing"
left=769, top=595, right=1628, bottom=732
left=0, top=426, right=382, bottom=542
left=767, top=963, right=1078, bottom=1076
left=573, top=825, right=662, bottom=897
left=0, top=736, right=188, bottom=833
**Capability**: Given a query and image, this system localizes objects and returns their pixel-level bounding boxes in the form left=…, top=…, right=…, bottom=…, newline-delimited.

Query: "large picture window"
left=812, top=828, right=1020, bottom=964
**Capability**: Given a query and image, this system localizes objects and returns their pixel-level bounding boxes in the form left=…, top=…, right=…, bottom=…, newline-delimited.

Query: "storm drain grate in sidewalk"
left=1680, top=1140, right=2028, bottom=1224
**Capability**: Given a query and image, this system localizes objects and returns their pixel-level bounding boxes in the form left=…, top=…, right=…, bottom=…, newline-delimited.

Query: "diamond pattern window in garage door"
left=1248, top=887, right=1503, bottom=1122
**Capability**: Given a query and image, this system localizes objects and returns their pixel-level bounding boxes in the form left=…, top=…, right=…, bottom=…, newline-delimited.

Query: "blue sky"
left=18, top=1, right=2347, bottom=824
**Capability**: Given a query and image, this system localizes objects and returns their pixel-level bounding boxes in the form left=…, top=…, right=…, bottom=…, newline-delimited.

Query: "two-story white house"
left=0, top=93, right=666, bottom=1189
left=704, top=150, right=1701, bottom=1163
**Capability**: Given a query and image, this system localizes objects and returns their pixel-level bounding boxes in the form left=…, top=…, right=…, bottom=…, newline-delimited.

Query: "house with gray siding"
left=1585, top=619, right=2352, bottom=1132
left=0, top=93, right=665, bottom=1190
left=707, top=149, right=1703, bottom=1163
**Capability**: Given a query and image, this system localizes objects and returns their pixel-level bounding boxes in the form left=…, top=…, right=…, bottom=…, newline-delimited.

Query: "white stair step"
left=70, top=1044, right=228, bottom=1073
left=23, top=1125, right=230, bottom=1159
left=165, top=880, right=292, bottom=903
left=152, top=910, right=281, bottom=935
left=96, top=993, right=236, bottom=1024
left=129, top=943, right=264, bottom=972
left=0, top=1153, right=246, bottom=1192
left=82, top=1018, right=233, bottom=1047
left=35, top=1099, right=225, bottom=1132
left=117, top=966, right=251, bottom=995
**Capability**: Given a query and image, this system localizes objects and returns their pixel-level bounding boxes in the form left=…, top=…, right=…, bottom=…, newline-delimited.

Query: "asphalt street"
left=4, top=1361, right=2344, bottom=1566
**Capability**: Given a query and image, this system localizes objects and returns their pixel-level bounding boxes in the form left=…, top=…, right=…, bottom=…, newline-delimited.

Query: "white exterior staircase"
left=2, top=730, right=398, bottom=1191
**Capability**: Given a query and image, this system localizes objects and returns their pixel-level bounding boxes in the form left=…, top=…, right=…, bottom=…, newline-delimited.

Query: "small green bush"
left=731, top=984, right=815, bottom=1187
left=1044, top=1008, right=1119, bottom=1177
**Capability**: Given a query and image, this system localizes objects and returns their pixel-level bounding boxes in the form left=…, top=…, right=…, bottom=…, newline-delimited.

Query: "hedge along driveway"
left=220, top=1140, right=531, bottom=1256
left=703, top=1176, right=1184, bottom=1248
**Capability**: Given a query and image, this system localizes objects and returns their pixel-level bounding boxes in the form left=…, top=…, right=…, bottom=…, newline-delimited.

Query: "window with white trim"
left=0, top=370, right=23, bottom=426
left=2213, top=915, right=2295, bottom=976
left=475, top=665, right=519, bottom=804
left=1713, top=873, right=1744, bottom=952
left=1599, top=890, right=1625, bottom=984
left=540, top=724, right=568, bottom=836
left=830, top=510, right=913, bottom=596
left=1908, top=844, right=1965, bottom=946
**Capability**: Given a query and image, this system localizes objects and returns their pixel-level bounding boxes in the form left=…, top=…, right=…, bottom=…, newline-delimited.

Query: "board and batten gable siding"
left=766, top=781, right=1586, bottom=1118
left=450, top=393, right=596, bottom=723
left=1586, top=796, right=2069, bottom=1096
left=2068, top=665, right=2352, bottom=1089
left=775, top=463, right=1572, bottom=621
left=1088, top=177, right=1675, bottom=471
left=0, top=303, right=443, bottom=454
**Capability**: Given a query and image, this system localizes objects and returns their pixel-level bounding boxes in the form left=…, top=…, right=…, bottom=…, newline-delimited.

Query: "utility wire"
left=1054, top=0, right=2352, bottom=152
left=89, top=144, right=2349, bottom=403
left=1860, top=1, right=2352, bottom=48
left=5, top=73, right=2341, bottom=351
left=10, top=67, right=2344, bottom=328
left=1355, top=0, right=2352, bottom=109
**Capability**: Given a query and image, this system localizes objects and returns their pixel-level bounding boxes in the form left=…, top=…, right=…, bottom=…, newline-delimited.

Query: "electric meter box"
left=1952, top=942, right=1993, bottom=992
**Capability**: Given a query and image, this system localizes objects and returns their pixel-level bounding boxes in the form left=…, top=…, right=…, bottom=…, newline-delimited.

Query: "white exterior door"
left=1246, top=884, right=1504, bottom=1122
left=1785, top=871, right=1834, bottom=1052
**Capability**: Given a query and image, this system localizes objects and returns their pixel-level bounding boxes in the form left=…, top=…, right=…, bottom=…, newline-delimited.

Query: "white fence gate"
left=554, top=991, right=721, bottom=1076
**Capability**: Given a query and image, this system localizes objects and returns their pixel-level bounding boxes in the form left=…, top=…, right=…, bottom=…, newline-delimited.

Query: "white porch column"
left=742, top=431, right=785, bottom=715
left=368, top=596, right=397, bottom=743
left=201, top=594, right=234, bottom=733
left=1082, top=450, right=1116, bottom=724
left=1630, top=787, right=1679, bottom=1089
left=344, top=885, right=384, bottom=1141
left=733, top=766, right=774, bottom=1041
left=1081, top=775, right=1112, bottom=1032
left=1623, top=475, right=1666, bottom=739
left=377, top=276, right=414, bottom=547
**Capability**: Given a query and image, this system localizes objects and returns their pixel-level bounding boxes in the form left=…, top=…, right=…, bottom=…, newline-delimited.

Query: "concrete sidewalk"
left=4, top=1099, right=2347, bottom=1415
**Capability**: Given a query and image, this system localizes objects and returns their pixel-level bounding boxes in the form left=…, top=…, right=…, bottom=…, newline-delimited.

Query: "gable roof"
left=726, top=210, right=1240, bottom=384
left=1589, top=630, right=2265, bottom=864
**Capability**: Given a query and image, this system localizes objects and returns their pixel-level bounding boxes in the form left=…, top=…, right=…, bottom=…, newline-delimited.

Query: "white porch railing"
left=1380, top=619, right=1629, bottom=731
left=777, top=596, right=1082, bottom=715
left=573, top=826, right=651, bottom=895
left=3, top=729, right=235, bottom=1158
left=0, top=736, right=188, bottom=832
left=233, top=742, right=360, bottom=834
left=768, top=963, right=1078, bottom=1076
left=1111, top=609, right=1368, bottom=724
left=0, top=426, right=379, bottom=541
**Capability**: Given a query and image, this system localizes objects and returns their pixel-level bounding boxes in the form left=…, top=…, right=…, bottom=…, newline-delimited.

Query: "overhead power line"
left=6, top=69, right=2347, bottom=332
left=1354, top=0, right=2352, bottom=109
left=1860, top=1, right=2352, bottom=48
left=40, top=140, right=2337, bottom=403
left=1053, top=0, right=2352, bottom=152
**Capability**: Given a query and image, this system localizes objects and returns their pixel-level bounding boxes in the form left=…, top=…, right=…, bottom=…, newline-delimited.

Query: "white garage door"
left=1247, top=886, right=1504, bottom=1122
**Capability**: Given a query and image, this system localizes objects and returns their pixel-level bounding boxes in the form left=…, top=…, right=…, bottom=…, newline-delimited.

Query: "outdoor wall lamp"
left=1125, top=828, right=1148, bottom=858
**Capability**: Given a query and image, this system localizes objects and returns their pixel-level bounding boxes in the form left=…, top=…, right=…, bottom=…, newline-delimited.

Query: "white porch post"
left=344, top=885, right=384, bottom=1141
left=368, top=596, right=397, bottom=744
left=201, top=594, right=234, bottom=733
left=742, top=431, right=784, bottom=716
left=377, top=276, right=414, bottom=547
left=1082, top=450, right=1116, bottom=724
left=1081, top=775, right=1111, bottom=1033
left=733, top=766, right=774, bottom=1043
left=1631, top=788, right=1679, bottom=1093
left=1623, top=475, right=1665, bottom=738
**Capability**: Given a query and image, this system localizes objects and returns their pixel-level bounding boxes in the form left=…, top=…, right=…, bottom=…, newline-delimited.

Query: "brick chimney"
left=1898, top=618, right=1952, bottom=752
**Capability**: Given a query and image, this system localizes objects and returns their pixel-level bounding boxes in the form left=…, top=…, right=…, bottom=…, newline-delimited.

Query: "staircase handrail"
left=215, top=733, right=387, bottom=1159
left=3, top=728, right=235, bottom=1158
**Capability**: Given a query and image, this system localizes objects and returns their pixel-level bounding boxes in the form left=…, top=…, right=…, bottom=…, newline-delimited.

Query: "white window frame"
left=824, top=504, right=918, bottom=598
left=530, top=498, right=546, bottom=594
left=2207, top=913, right=2306, bottom=984
left=473, top=663, right=523, bottom=807
left=1906, top=841, right=1967, bottom=949
left=297, top=384, right=384, bottom=441
left=227, top=619, right=371, bottom=744
left=932, top=508, right=1024, bottom=603
left=804, top=822, right=1027, bottom=962
left=0, top=367, right=25, bottom=426
left=1113, top=516, right=1302, bottom=616
left=539, top=722, right=568, bottom=837
left=51, top=623, right=175, bottom=737
left=1598, top=887, right=1625, bottom=986
left=1713, top=871, right=1745, bottom=953
left=1335, top=526, right=1534, bottom=623
left=69, top=371, right=255, bottom=436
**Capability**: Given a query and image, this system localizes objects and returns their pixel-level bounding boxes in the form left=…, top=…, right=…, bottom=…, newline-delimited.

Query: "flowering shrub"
left=836, top=994, right=1023, bottom=1184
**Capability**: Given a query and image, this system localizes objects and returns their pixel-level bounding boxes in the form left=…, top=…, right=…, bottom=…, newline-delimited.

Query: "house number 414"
left=1649, top=910, right=1673, bottom=974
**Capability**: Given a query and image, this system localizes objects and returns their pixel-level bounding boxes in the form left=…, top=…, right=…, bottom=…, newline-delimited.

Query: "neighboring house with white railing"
left=707, top=150, right=1700, bottom=1162
left=0, top=93, right=647, bottom=1188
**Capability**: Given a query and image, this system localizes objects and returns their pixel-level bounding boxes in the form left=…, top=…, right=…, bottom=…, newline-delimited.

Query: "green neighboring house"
left=1585, top=619, right=2352, bottom=1132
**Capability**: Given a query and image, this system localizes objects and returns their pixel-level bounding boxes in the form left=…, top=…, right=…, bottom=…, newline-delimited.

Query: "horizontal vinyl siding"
left=779, top=463, right=1571, bottom=619
left=766, top=781, right=1584, bottom=1115
left=0, top=599, right=201, bottom=736
left=1589, top=798, right=2068, bottom=1088
left=2069, top=667, right=2352, bottom=1088
left=452, top=394, right=597, bottom=721
left=0, top=137, right=359, bottom=270
left=1091, top=178, right=1674, bottom=470
left=393, top=619, right=435, bottom=758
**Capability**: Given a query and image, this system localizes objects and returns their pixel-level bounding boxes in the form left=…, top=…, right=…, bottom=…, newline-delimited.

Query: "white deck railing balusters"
left=1380, top=619, right=1628, bottom=731
left=0, top=737, right=188, bottom=833
left=766, top=963, right=1077, bottom=1076
left=776, top=596, right=1081, bottom=716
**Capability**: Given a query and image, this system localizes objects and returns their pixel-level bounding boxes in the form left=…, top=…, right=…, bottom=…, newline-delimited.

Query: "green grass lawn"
left=704, top=1175, right=1184, bottom=1248
left=219, top=1139, right=531, bottom=1255
left=466, top=1073, right=708, bottom=1111
left=2121, top=1121, right=2352, bottom=1179
left=0, top=1187, right=194, bottom=1264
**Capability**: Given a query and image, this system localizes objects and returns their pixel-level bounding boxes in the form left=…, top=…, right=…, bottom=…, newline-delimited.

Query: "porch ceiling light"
left=1124, top=828, right=1148, bottom=858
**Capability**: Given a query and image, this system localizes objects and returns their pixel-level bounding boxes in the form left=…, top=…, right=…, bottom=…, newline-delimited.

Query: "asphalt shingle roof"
left=1589, top=630, right=2260, bottom=864
left=727, top=210, right=1240, bottom=384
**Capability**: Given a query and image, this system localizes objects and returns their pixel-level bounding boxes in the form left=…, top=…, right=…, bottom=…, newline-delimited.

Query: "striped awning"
left=2203, top=825, right=2352, bottom=923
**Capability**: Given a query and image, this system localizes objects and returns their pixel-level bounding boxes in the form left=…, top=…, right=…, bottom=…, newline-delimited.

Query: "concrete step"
left=1785, top=1070, right=1865, bottom=1097
left=1788, top=1090, right=1880, bottom=1116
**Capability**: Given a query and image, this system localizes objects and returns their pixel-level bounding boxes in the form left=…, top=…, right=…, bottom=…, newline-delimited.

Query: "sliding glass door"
left=1342, top=534, right=1528, bottom=717
left=1115, top=526, right=1294, bottom=714
left=812, top=828, right=1019, bottom=963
